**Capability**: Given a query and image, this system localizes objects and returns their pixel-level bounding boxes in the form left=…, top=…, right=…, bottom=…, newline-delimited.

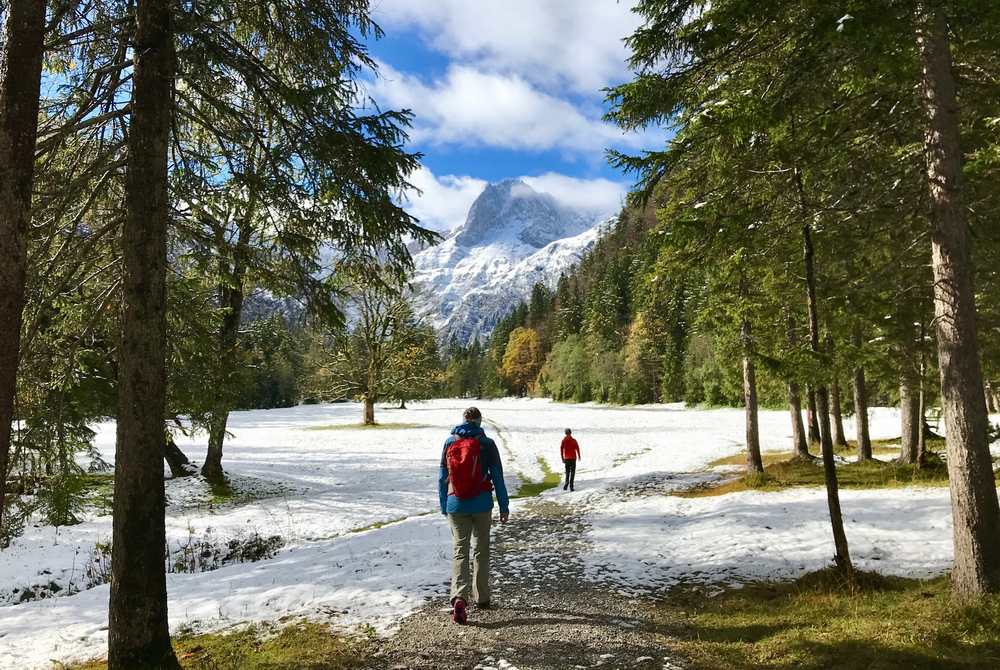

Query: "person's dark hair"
left=464, top=407, right=482, bottom=423
left=565, top=428, right=572, bottom=435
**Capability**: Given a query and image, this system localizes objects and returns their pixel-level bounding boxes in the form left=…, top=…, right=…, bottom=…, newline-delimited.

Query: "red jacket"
left=560, top=436, right=580, bottom=461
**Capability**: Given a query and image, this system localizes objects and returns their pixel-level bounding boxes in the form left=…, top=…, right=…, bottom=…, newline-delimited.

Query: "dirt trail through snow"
left=364, top=492, right=682, bottom=670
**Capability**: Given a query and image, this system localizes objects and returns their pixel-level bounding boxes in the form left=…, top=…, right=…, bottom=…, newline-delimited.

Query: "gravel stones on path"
left=365, top=497, right=683, bottom=670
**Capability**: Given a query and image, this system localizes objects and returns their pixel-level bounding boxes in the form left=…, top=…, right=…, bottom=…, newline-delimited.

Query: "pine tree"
left=0, top=0, right=47, bottom=536
left=108, top=0, right=180, bottom=665
left=916, top=2, right=1000, bottom=597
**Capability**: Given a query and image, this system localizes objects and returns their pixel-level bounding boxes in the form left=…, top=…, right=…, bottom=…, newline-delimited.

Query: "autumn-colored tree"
left=623, top=312, right=663, bottom=404
left=501, top=327, right=543, bottom=396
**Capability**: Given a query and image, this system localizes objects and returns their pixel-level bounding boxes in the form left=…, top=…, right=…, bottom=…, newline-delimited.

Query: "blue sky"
left=362, top=1, right=661, bottom=233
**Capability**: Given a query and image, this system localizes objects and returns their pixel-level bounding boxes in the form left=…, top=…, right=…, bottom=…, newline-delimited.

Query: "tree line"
left=0, top=1, right=436, bottom=666
left=447, top=0, right=1000, bottom=599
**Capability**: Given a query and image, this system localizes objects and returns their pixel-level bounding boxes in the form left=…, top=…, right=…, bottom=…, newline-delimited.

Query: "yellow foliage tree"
left=501, top=327, right=544, bottom=396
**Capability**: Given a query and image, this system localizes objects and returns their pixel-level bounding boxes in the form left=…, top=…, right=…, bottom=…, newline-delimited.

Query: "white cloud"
left=402, top=167, right=624, bottom=234
left=402, top=166, right=486, bottom=234
left=522, top=173, right=626, bottom=217
left=373, top=0, right=641, bottom=94
left=369, top=63, right=649, bottom=154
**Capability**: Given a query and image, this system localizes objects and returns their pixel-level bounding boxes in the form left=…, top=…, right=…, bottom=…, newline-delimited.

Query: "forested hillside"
left=446, top=3, right=1000, bottom=431
left=448, top=189, right=1000, bottom=420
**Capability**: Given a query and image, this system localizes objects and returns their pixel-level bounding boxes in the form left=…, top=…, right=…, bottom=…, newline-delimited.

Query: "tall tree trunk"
left=826, top=335, right=848, bottom=448
left=786, top=312, right=810, bottom=459
left=363, top=396, right=375, bottom=425
left=742, top=314, right=763, bottom=475
left=917, top=6, right=1000, bottom=598
left=788, top=383, right=810, bottom=459
left=202, top=276, right=246, bottom=483
left=0, top=0, right=46, bottom=537
left=801, top=214, right=852, bottom=574
left=852, top=329, right=873, bottom=461
left=830, top=380, right=848, bottom=448
left=806, top=386, right=821, bottom=444
left=398, top=399, right=407, bottom=410
left=201, top=174, right=254, bottom=483
left=899, top=379, right=920, bottom=464
left=108, top=0, right=180, bottom=666
left=202, top=412, right=228, bottom=483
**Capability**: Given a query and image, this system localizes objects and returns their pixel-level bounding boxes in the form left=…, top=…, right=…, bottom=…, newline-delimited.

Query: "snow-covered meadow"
left=0, top=399, right=989, bottom=669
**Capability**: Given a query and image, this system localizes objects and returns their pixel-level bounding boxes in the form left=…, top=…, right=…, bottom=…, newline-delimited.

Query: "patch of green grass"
left=840, top=437, right=917, bottom=458
left=66, top=622, right=369, bottom=670
left=302, top=422, right=430, bottom=431
left=514, top=456, right=562, bottom=498
left=709, top=436, right=945, bottom=470
left=350, top=511, right=431, bottom=534
left=680, top=454, right=970, bottom=498
left=207, top=477, right=235, bottom=504
left=845, top=435, right=947, bottom=457
left=697, top=435, right=961, bottom=498
left=654, top=569, right=1000, bottom=669
left=709, top=451, right=806, bottom=468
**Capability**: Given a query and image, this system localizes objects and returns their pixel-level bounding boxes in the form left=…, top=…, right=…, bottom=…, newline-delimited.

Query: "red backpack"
left=446, top=436, right=494, bottom=500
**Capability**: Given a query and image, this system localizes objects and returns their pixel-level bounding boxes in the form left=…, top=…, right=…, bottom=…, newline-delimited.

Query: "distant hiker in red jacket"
left=560, top=428, right=581, bottom=491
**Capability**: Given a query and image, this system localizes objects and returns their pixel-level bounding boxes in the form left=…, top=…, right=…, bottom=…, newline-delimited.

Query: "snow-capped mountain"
left=411, top=179, right=613, bottom=343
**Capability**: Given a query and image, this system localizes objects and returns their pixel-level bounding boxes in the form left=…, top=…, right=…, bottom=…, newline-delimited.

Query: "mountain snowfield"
left=410, top=179, right=613, bottom=342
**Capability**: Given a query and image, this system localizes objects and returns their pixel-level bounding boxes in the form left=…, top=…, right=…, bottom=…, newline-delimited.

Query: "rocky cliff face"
left=410, top=179, right=612, bottom=343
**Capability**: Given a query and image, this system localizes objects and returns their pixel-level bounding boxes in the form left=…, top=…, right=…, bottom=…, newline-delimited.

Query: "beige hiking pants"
left=448, top=510, right=492, bottom=604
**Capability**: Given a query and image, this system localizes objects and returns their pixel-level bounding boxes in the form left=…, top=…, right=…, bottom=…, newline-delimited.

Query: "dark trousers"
left=563, top=458, right=577, bottom=489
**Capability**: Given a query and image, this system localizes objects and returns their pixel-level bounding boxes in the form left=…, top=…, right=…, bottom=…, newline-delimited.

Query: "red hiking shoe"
left=451, top=597, right=468, bottom=625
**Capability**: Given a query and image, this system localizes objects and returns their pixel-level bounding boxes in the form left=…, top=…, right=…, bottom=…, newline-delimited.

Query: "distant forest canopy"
left=228, top=179, right=1000, bottom=418
left=442, top=191, right=1000, bottom=417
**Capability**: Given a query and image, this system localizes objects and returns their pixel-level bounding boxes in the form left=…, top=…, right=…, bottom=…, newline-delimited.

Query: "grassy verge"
left=302, top=422, right=430, bottom=431
left=67, top=622, right=369, bottom=670
left=709, top=451, right=809, bottom=468
left=207, top=477, right=236, bottom=504
left=350, top=511, right=433, bottom=534
left=514, top=456, right=562, bottom=498
left=684, top=435, right=978, bottom=498
left=708, top=436, right=943, bottom=469
left=681, top=455, right=969, bottom=498
left=654, top=569, right=1000, bottom=669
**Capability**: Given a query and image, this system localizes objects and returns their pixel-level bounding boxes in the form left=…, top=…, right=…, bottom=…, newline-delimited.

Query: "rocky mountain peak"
left=411, top=178, right=614, bottom=343
left=453, top=179, right=589, bottom=250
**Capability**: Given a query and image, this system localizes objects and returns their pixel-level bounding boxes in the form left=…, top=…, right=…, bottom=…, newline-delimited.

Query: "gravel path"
left=365, top=495, right=683, bottom=670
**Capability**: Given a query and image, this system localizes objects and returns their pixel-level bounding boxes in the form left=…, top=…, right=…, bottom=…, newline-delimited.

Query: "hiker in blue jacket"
left=439, top=406, right=510, bottom=624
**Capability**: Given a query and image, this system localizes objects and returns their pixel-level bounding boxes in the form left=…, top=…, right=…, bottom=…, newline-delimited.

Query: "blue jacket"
left=439, top=422, right=510, bottom=515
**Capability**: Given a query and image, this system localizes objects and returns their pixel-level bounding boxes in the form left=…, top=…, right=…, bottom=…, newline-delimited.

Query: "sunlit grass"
left=67, top=622, right=369, bottom=670
left=681, top=455, right=970, bottom=498
left=655, top=569, right=1000, bottom=669
left=514, top=456, right=562, bottom=498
